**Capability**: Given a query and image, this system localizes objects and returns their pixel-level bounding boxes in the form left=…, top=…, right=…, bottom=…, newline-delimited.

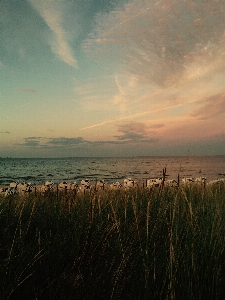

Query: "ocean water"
left=0, top=156, right=225, bottom=186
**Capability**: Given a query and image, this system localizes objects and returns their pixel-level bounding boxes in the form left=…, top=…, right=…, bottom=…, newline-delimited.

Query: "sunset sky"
left=1, top=0, right=225, bottom=157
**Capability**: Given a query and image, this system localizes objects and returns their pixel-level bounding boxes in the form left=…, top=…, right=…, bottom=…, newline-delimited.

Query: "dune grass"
left=1, top=183, right=225, bottom=299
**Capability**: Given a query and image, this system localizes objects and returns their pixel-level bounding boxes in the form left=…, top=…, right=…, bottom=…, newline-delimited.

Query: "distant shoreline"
left=0, top=155, right=225, bottom=159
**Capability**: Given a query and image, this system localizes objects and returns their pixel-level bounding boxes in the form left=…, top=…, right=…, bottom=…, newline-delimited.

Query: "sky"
left=1, top=0, right=225, bottom=158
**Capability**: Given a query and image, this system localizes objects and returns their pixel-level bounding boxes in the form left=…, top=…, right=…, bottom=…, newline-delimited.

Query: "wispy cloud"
left=20, top=137, right=44, bottom=147
left=17, top=136, right=88, bottom=149
left=24, top=139, right=40, bottom=147
left=29, top=0, right=78, bottom=68
left=73, top=76, right=116, bottom=112
left=115, top=122, right=159, bottom=143
left=16, top=127, right=159, bottom=151
left=112, top=73, right=147, bottom=111
left=47, top=137, right=86, bottom=146
left=191, top=93, right=225, bottom=120
left=85, top=0, right=225, bottom=88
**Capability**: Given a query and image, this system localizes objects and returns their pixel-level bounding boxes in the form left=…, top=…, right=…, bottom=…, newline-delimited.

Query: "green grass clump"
left=1, top=184, right=225, bottom=299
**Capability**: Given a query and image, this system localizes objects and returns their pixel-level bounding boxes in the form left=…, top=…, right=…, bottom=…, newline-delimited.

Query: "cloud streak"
left=80, top=98, right=200, bottom=130
left=191, top=93, right=225, bottom=120
left=29, top=0, right=77, bottom=67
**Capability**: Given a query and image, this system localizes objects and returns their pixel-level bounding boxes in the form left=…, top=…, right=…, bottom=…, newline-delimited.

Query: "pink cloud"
left=191, top=93, right=225, bottom=120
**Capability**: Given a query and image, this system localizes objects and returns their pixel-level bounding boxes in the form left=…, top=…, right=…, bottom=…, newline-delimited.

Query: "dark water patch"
left=109, top=175, right=125, bottom=180
left=126, top=171, right=135, bottom=174
left=56, top=173, right=65, bottom=177
left=21, top=176, right=37, bottom=181
left=89, top=176, right=105, bottom=180
left=102, top=174, right=114, bottom=177
left=143, top=171, right=149, bottom=174
left=0, top=180, right=10, bottom=185
left=71, top=176, right=83, bottom=180
left=132, top=170, right=141, bottom=174
left=82, top=173, right=102, bottom=178
left=0, top=175, right=14, bottom=179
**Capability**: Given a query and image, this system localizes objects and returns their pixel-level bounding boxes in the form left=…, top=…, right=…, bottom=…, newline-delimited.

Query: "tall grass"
left=1, top=183, right=225, bottom=299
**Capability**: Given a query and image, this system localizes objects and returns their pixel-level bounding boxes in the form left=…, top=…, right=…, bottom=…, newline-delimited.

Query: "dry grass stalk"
left=8, top=200, right=26, bottom=263
left=146, top=200, right=150, bottom=251
left=110, top=201, right=125, bottom=259
left=132, top=196, right=143, bottom=256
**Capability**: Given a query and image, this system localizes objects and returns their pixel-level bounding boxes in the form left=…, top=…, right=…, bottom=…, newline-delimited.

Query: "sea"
left=0, top=156, right=225, bottom=186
